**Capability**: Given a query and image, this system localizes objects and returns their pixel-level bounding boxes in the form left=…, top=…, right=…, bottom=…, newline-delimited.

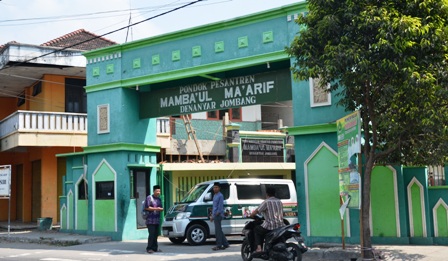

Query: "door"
left=16, top=165, right=23, bottom=221
left=31, top=160, right=41, bottom=221
left=134, top=170, right=149, bottom=228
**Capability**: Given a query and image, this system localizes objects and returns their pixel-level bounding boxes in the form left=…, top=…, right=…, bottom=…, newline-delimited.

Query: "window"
left=207, top=108, right=242, bottom=121
left=270, top=184, right=290, bottom=199
left=180, top=184, right=209, bottom=203
left=32, top=82, right=42, bottom=96
left=17, top=92, right=25, bottom=107
left=95, top=181, right=114, bottom=199
left=65, top=78, right=87, bottom=113
left=206, top=183, right=230, bottom=200
left=236, top=183, right=290, bottom=200
left=236, top=184, right=263, bottom=200
left=78, top=179, right=88, bottom=200
left=428, top=165, right=446, bottom=186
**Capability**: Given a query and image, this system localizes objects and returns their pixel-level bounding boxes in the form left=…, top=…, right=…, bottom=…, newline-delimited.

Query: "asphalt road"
left=0, top=236, right=315, bottom=261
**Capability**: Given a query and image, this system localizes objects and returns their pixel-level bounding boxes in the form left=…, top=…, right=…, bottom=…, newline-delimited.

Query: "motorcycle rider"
left=250, top=186, right=284, bottom=253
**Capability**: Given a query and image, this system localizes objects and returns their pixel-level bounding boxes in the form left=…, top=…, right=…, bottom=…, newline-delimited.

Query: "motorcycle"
left=241, top=215, right=307, bottom=261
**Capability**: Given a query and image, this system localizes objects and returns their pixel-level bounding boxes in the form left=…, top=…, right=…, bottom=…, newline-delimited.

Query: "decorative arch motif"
left=370, top=165, right=401, bottom=237
left=67, top=190, right=74, bottom=230
left=433, top=198, right=448, bottom=237
left=60, top=204, right=67, bottom=230
left=75, top=175, right=88, bottom=230
left=304, top=142, right=350, bottom=237
left=407, top=177, right=427, bottom=237
left=92, top=159, right=117, bottom=232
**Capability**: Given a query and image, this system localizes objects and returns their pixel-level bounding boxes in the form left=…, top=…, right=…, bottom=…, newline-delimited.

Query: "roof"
left=40, top=29, right=117, bottom=51
left=0, top=40, right=18, bottom=54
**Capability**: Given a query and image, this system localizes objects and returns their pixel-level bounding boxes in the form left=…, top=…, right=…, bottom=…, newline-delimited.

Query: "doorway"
left=16, top=164, right=23, bottom=221
left=31, top=160, right=41, bottom=221
left=133, top=169, right=150, bottom=228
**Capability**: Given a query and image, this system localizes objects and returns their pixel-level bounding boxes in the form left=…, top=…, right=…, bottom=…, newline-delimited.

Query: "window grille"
left=428, top=165, right=446, bottom=186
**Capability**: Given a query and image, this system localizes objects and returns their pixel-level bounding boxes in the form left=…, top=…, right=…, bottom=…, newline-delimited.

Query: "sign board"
left=241, top=138, right=284, bottom=162
left=337, top=111, right=361, bottom=209
left=140, top=69, right=292, bottom=118
left=0, top=165, right=11, bottom=197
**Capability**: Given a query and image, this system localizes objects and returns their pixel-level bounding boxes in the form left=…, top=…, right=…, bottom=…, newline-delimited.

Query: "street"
left=0, top=236, right=315, bottom=261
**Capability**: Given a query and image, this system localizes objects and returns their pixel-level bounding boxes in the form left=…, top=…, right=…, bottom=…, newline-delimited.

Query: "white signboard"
left=0, top=165, right=11, bottom=197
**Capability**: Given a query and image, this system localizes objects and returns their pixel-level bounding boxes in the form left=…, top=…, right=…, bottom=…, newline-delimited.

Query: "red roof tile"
left=0, top=41, right=19, bottom=53
left=41, top=29, right=117, bottom=51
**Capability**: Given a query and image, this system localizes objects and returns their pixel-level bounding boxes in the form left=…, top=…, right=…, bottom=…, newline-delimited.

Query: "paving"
left=1, top=222, right=448, bottom=260
left=0, top=222, right=111, bottom=246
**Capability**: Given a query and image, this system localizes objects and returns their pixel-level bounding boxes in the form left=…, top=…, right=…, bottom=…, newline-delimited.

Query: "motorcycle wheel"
left=286, top=242, right=302, bottom=261
left=241, top=240, right=253, bottom=261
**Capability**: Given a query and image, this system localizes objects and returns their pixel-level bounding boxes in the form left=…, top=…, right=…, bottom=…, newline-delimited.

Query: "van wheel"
left=168, top=237, right=185, bottom=244
left=186, top=224, right=207, bottom=245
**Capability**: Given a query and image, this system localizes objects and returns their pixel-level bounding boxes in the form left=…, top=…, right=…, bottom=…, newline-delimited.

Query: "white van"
left=162, top=178, right=298, bottom=245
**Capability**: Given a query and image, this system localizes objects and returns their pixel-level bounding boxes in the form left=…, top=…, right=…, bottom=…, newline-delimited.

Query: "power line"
left=0, top=0, right=205, bottom=107
left=0, top=2, right=192, bottom=25
left=0, top=0, right=205, bottom=74
left=0, top=1, right=231, bottom=27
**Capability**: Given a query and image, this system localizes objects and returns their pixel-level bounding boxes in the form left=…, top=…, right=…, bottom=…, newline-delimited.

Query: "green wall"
left=77, top=200, right=88, bottom=230
left=93, top=161, right=116, bottom=232
left=307, top=144, right=345, bottom=237
left=371, top=166, right=398, bottom=237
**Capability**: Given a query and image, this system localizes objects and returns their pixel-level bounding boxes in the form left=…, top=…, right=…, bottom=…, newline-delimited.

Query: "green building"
left=59, top=2, right=448, bottom=245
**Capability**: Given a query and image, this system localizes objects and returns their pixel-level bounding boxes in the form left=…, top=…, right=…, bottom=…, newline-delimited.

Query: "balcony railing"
left=0, top=110, right=88, bottom=138
left=0, top=111, right=170, bottom=139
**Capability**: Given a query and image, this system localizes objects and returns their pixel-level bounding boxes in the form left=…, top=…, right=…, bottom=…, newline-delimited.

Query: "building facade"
left=0, top=30, right=116, bottom=224
left=57, top=2, right=447, bottom=245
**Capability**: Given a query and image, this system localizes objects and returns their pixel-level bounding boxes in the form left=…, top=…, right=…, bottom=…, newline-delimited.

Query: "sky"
left=0, top=0, right=301, bottom=46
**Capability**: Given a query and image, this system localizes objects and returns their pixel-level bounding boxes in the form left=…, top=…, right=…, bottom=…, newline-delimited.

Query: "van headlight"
left=175, top=212, right=191, bottom=220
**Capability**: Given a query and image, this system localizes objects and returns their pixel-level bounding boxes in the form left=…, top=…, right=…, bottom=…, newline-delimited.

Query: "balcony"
left=0, top=110, right=87, bottom=151
left=0, top=111, right=171, bottom=152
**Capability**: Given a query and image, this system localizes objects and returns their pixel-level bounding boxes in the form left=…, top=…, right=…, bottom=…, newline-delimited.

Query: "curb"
left=0, top=230, right=112, bottom=246
left=305, top=246, right=361, bottom=261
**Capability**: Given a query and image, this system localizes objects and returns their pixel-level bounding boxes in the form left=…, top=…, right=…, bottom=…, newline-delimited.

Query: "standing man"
left=145, top=185, right=164, bottom=254
left=250, top=186, right=284, bottom=253
left=210, top=182, right=229, bottom=251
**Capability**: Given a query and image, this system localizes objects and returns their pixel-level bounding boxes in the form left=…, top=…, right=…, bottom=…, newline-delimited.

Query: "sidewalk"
left=1, top=222, right=448, bottom=260
left=0, top=222, right=111, bottom=246
left=306, top=242, right=448, bottom=261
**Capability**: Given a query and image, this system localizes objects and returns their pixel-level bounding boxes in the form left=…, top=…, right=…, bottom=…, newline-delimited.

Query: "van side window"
left=236, top=184, right=263, bottom=200
left=271, top=184, right=291, bottom=199
left=207, top=183, right=230, bottom=200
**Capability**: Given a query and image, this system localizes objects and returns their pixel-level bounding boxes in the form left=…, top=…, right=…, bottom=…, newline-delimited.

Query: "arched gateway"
left=58, top=3, right=310, bottom=240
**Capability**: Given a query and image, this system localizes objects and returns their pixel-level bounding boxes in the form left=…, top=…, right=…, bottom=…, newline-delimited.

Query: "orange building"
left=0, top=30, right=116, bottom=224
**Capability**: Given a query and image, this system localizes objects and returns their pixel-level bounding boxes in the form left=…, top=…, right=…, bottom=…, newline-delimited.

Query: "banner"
left=337, top=111, right=361, bottom=209
left=0, top=165, right=11, bottom=197
left=139, top=69, right=292, bottom=118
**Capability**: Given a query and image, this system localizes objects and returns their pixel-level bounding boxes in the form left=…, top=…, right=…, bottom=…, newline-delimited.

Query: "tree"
left=287, top=0, right=448, bottom=258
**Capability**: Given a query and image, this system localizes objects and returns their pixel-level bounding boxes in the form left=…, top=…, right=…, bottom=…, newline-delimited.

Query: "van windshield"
left=180, top=184, right=209, bottom=203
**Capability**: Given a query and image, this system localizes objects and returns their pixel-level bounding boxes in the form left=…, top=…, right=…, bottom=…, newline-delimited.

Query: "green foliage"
left=287, top=0, right=448, bottom=166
